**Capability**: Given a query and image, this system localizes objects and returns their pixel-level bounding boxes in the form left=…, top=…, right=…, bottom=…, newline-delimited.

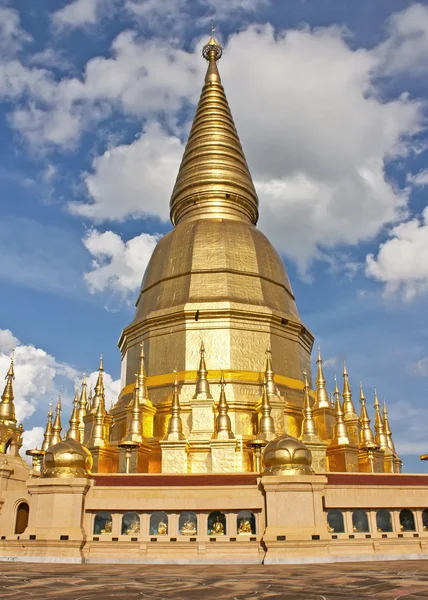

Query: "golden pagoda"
left=1, top=31, right=424, bottom=568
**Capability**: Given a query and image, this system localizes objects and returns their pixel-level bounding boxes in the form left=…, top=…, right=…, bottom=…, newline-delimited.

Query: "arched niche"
left=376, top=509, right=393, bottom=533
left=400, top=509, right=416, bottom=532
left=15, top=502, right=29, bottom=534
left=422, top=509, right=428, bottom=532
left=352, top=509, right=369, bottom=533
left=150, top=511, right=168, bottom=535
left=121, top=512, right=140, bottom=535
left=94, top=511, right=112, bottom=535
left=208, top=511, right=226, bottom=535
left=327, top=509, right=344, bottom=534
left=237, top=510, right=256, bottom=535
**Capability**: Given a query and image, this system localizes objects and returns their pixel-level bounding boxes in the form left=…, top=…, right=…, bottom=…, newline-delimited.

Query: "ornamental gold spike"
left=258, top=377, right=275, bottom=441
left=342, top=362, right=358, bottom=417
left=169, top=31, right=258, bottom=226
left=373, top=388, right=388, bottom=450
left=121, top=374, right=144, bottom=445
left=92, top=355, right=105, bottom=413
left=67, top=387, right=80, bottom=441
left=166, top=371, right=185, bottom=441
left=50, top=396, right=63, bottom=446
left=264, top=345, right=277, bottom=396
left=87, top=392, right=108, bottom=448
left=314, top=347, right=330, bottom=409
left=78, top=373, right=87, bottom=441
left=0, top=354, right=17, bottom=425
left=301, top=371, right=319, bottom=441
left=41, top=403, right=54, bottom=452
left=359, top=383, right=377, bottom=450
left=193, top=340, right=212, bottom=400
left=330, top=375, right=350, bottom=446
left=213, top=371, right=234, bottom=440
left=136, top=343, right=149, bottom=406
left=382, top=400, right=397, bottom=454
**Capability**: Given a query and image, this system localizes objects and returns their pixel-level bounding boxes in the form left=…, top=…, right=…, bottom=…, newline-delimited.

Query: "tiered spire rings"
left=301, top=371, right=319, bottom=441
left=50, top=397, right=63, bottom=446
left=166, top=372, right=185, bottom=441
left=193, top=340, right=212, bottom=400
left=41, top=403, right=54, bottom=452
left=0, top=354, right=17, bottom=425
left=314, top=348, right=330, bottom=409
left=213, top=372, right=234, bottom=440
left=67, top=387, right=80, bottom=441
left=331, top=375, right=350, bottom=447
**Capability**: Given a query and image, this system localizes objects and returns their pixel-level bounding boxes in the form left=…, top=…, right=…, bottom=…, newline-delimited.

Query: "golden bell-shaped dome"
left=42, top=438, right=93, bottom=479
left=262, top=434, right=313, bottom=476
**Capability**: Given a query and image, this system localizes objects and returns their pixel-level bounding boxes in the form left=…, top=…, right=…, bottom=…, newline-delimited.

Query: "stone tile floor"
left=1, top=561, right=428, bottom=599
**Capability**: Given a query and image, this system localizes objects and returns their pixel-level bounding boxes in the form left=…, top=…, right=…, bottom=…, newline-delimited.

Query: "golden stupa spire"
left=121, top=373, right=144, bottom=444
left=330, top=375, right=350, bottom=446
left=166, top=371, right=185, bottom=441
left=41, top=403, right=54, bottom=452
left=87, top=391, right=108, bottom=448
left=193, top=340, right=213, bottom=399
left=373, top=389, right=388, bottom=450
left=87, top=385, right=93, bottom=412
left=0, top=354, right=17, bottom=425
left=92, top=355, right=105, bottom=413
left=67, top=387, right=80, bottom=441
left=264, top=345, right=278, bottom=396
left=314, top=347, right=330, bottom=409
left=169, top=30, right=258, bottom=226
left=359, top=382, right=377, bottom=450
left=213, top=371, right=234, bottom=440
left=382, top=400, right=396, bottom=454
left=342, top=362, right=358, bottom=417
left=258, top=377, right=275, bottom=441
left=77, top=373, right=87, bottom=440
left=136, top=343, right=149, bottom=406
left=50, top=396, right=63, bottom=446
left=301, top=371, right=319, bottom=441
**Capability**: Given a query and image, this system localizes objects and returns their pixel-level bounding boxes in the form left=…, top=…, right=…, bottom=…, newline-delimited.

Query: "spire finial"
left=342, top=361, right=357, bottom=417
left=359, top=385, right=377, bottom=451
left=0, top=352, right=17, bottom=425
left=373, top=389, right=388, bottom=450
left=202, top=26, right=222, bottom=61
left=136, top=342, right=149, bottom=406
left=258, top=376, right=275, bottom=441
left=301, top=370, right=319, bottom=441
left=213, top=371, right=234, bottom=440
left=314, top=346, right=329, bottom=409
left=193, top=339, right=212, bottom=399
left=41, top=402, right=54, bottom=452
left=67, top=388, right=80, bottom=441
left=166, top=370, right=185, bottom=441
left=264, top=344, right=277, bottom=396
left=382, top=399, right=397, bottom=454
left=330, top=388, right=350, bottom=447
left=50, top=396, right=63, bottom=446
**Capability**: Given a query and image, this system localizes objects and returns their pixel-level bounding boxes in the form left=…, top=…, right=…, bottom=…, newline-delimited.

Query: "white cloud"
left=386, top=400, right=428, bottom=456
left=0, top=330, right=79, bottom=422
left=377, top=3, right=428, bottom=75
left=0, top=6, right=31, bottom=55
left=409, top=357, right=428, bottom=376
left=83, top=228, right=159, bottom=297
left=0, top=329, right=19, bottom=354
left=366, top=206, right=428, bottom=300
left=408, top=169, right=428, bottom=187
left=52, top=0, right=117, bottom=29
left=70, top=122, right=183, bottom=222
left=22, top=426, right=44, bottom=457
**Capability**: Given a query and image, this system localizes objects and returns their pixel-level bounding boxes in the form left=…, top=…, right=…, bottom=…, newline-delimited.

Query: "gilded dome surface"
left=262, top=434, right=313, bottom=476
left=134, top=218, right=299, bottom=322
left=42, top=438, right=93, bottom=478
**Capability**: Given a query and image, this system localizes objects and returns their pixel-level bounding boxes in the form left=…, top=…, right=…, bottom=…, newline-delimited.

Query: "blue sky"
left=0, top=0, right=428, bottom=472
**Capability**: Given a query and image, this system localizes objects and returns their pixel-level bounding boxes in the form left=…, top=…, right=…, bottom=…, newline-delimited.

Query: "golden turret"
left=87, top=392, right=108, bottom=448
left=301, top=371, right=319, bottom=442
left=342, top=363, right=357, bottom=417
left=78, top=373, right=87, bottom=441
left=67, top=388, right=80, bottom=441
left=87, top=385, right=93, bottom=412
left=41, top=403, right=54, bottom=452
left=382, top=400, right=396, bottom=454
left=193, top=340, right=212, bottom=400
left=359, top=383, right=377, bottom=450
left=136, top=343, right=149, bottom=406
left=0, top=355, right=17, bottom=426
left=314, top=348, right=329, bottom=409
left=264, top=345, right=278, bottom=397
left=169, top=31, right=258, bottom=225
left=121, top=374, right=144, bottom=445
left=330, top=375, right=350, bottom=447
left=213, top=371, right=234, bottom=440
left=91, top=356, right=104, bottom=413
left=258, top=378, right=275, bottom=441
left=50, top=397, right=63, bottom=446
left=373, top=389, right=388, bottom=450
left=166, top=372, right=185, bottom=441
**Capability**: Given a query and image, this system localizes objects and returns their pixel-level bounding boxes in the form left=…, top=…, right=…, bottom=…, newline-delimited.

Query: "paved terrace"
left=1, top=560, right=428, bottom=599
